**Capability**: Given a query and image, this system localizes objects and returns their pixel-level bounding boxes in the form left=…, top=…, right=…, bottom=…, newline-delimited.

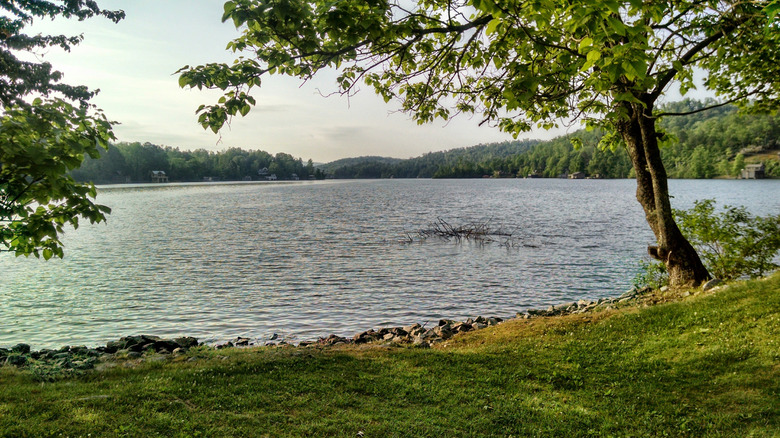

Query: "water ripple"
left=1, top=178, right=777, bottom=349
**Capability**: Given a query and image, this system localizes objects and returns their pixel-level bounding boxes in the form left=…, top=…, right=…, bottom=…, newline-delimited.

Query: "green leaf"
left=485, top=18, right=501, bottom=35
left=579, top=37, right=594, bottom=53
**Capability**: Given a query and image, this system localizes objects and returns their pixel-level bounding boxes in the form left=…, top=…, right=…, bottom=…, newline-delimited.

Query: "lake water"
left=1, top=178, right=777, bottom=349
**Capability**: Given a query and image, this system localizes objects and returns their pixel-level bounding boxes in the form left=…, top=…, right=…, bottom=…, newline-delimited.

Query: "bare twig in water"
left=405, top=217, right=531, bottom=247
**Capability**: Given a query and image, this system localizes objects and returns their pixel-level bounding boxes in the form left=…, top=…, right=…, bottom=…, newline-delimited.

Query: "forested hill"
left=325, top=139, right=540, bottom=178
left=71, top=99, right=779, bottom=184
left=430, top=99, right=780, bottom=179
left=317, top=156, right=404, bottom=174
left=71, top=138, right=540, bottom=183
left=71, top=144, right=326, bottom=183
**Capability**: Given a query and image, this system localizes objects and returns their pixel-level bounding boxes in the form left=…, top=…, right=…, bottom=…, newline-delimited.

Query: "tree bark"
left=616, top=96, right=711, bottom=287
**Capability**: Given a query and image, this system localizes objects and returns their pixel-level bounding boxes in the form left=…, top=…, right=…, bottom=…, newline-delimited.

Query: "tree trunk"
left=616, top=97, right=711, bottom=287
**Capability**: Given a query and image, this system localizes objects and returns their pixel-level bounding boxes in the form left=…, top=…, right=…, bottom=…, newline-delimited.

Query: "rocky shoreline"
left=1, top=281, right=723, bottom=377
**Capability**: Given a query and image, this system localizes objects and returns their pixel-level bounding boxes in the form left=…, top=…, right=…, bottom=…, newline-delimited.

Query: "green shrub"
left=633, top=259, right=669, bottom=290
left=674, top=199, right=780, bottom=280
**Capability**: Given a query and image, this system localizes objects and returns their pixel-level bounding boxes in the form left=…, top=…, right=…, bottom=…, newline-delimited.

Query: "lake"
left=1, top=178, right=777, bottom=349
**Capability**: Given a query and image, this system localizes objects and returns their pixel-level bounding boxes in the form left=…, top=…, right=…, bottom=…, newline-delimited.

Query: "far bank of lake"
left=1, top=178, right=777, bottom=349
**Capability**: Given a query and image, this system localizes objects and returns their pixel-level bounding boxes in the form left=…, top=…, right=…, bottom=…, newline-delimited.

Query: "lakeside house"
left=741, top=163, right=765, bottom=179
left=150, top=170, right=169, bottom=183
left=569, top=172, right=586, bottom=179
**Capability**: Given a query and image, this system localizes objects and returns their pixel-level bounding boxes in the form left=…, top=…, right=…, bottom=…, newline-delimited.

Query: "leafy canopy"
left=179, top=0, right=780, bottom=136
left=0, top=1, right=124, bottom=258
left=0, top=99, right=114, bottom=259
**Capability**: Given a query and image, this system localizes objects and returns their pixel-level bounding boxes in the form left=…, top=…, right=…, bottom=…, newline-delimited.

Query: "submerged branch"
left=405, top=217, right=535, bottom=248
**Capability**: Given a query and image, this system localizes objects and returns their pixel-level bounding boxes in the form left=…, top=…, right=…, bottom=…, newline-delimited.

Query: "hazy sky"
left=23, top=0, right=582, bottom=162
left=27, top=1, right=700, bottom=163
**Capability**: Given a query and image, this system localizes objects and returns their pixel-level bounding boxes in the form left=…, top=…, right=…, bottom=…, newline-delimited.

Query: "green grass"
left=2, top=274, right=779, bottom=437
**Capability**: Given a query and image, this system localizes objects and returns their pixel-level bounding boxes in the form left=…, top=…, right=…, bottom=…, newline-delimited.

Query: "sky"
left=25, top=0, right=545, bottom=163
left=25, top=1, right=703, bottom=163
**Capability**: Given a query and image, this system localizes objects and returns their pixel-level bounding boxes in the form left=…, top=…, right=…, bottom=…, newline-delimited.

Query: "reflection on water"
left=1, top=178, right=777, bottom=349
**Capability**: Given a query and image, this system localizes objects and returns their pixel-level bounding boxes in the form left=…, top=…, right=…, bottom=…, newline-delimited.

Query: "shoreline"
left=2, top=280, right=726, bottom=375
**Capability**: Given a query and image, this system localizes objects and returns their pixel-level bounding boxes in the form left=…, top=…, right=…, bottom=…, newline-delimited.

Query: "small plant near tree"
left=674, top=199, right=780, bottom=280
left=636, top=199, right=780, bottom=288
left=633, top=259, right=669, bottom=290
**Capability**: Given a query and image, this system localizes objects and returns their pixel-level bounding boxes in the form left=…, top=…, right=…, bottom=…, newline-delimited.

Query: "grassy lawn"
left=1, top=274, right=778, bottom=437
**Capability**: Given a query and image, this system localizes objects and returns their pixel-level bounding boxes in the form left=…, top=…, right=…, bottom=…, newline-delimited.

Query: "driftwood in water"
left=406, top=217, right=533, bottom=247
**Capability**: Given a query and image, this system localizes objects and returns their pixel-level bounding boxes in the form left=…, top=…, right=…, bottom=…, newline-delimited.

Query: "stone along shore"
left=4, top=281, right=723, bottom=375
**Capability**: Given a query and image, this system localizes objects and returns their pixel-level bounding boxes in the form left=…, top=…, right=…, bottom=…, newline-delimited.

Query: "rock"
left=353, top=331, right=371, bottom=344
left=5, top=355, right=27, bottom=366
left=438, top=319, right=455, bottom=327
left=11, top=343, right=30, bottom=355
left=487, top=317, right=502, bottom=326
left=298, top=341, right=313, bottom=347
left=403, top=324, right=422, bottom=333
left=172, top=348, right=185, bottom=356
left=416, top=328, right=438, bottom=342
left=105, top=340, right=123, bottom=353
left=560, top=302, right=577, bottom=312
left=390, top=327, right=408, bottom=337
left=152, top=340, right=180, bottom=352
left=127, top=351, right=143, bottom=359
left=232, top=337, right=251, bottom=347
left=660, top=286, right=669, bottom=292
left=317, top=334, right=349, bottom=346
left=407, top=325, right=426, bottom=337
left=174, top=336, right=199, bottom=349
left=413, top=338, right=430, bottom=348
left=702, top=278, right=723, bottom=291
left=452, top=322, right=473, bottom=333
left=69, top=346, right=88, bottom=355
left=526, top=308, right=545, bottom=316
left=472, top=322, right=488, bottom=330
left=433, top=325, right=454, bottom=340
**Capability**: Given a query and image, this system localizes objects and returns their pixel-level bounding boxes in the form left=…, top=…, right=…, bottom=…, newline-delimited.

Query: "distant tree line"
left=320, top=100, right=779, bottom=180
left=430, top=99, right=780, bottom=179
left=72, top=100, right=780, bottom=184
left=325, top=139, right=540, bottom=178
left=71, top=142, right=325, bottom=183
